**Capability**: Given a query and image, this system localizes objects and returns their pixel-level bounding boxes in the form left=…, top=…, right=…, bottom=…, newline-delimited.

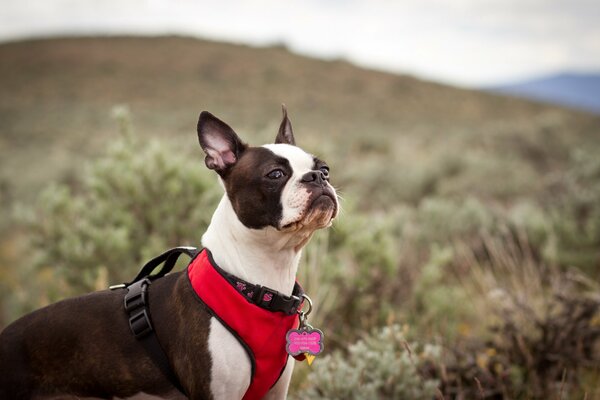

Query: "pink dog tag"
left=286, top=328, right=324, bottom=356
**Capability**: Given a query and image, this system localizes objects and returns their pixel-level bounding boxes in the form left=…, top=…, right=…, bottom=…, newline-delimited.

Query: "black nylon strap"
left=249, top=283, right=304, bottom=315
left=117, top=247, right=199, bottom=396
left=205, top=250, right=304, bottom=316
left=124, top=279, right=187, bottom=395
left=129, top=246, right=199, bottom=284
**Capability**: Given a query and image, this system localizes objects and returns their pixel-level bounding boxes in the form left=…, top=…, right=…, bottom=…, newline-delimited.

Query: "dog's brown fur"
left=0, top=271, right=214, bottom=399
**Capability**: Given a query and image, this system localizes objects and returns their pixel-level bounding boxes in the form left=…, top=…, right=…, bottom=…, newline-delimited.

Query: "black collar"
left=205, top=249, right=305, bottom=316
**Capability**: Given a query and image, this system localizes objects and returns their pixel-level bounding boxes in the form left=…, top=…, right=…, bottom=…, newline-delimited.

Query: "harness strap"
left=216, top=265, right=305, bottom=315
left=129, top=246, right=199, bottom=284
left=114, top=246, right=200, bottom=396
left=112, top=246, right=302, bottom=398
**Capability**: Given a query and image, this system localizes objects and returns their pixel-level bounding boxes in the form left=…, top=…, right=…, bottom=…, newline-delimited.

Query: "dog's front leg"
left=207, top=318, right=251, bottom=400
left=263, top=357, right=295, bottom=400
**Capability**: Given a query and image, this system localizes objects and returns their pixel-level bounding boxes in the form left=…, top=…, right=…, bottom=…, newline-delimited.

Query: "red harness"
left=187, top=249, right=302, bottom=400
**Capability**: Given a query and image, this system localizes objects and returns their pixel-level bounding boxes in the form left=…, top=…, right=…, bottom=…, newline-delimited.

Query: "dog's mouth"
left=280, top=190, right=338, bottom=231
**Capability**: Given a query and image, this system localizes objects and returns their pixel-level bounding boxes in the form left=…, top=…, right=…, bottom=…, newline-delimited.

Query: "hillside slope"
left=0, top=36, right=599, bottom=204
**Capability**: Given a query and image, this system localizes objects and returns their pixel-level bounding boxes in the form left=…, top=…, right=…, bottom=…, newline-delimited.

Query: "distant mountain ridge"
left=489, top=72, right=600, bottom=114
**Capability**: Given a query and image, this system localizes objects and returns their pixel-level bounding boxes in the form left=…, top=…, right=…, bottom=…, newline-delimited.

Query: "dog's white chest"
left=207, top=317, right=251, bottom=399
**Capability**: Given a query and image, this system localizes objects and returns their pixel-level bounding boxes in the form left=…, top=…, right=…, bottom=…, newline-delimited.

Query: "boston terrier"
left=0, top=107, right=339, bottom=400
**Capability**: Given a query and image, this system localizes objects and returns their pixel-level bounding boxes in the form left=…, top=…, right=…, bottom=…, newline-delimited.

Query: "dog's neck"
left=201, top=195, right=309, bottom=296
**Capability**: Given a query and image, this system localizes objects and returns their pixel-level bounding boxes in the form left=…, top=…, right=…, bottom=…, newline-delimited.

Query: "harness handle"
left=110, top=246, right=199, bottom=289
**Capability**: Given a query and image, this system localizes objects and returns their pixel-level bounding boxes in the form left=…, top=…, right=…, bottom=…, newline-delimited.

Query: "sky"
left=1, top=0, right=599, bottom=87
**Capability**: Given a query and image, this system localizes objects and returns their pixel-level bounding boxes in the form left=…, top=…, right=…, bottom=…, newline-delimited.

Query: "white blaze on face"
left=262, top=143, right=315, bottom=227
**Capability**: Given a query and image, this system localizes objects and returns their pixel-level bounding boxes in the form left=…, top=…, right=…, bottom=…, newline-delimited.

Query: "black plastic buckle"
left=129, top=309, right=153, bottom=338
left=124, top=279, right=149, bottom=312
left=253, top=286, right=304, bottom=315
left=254, top=286, right=277, bottom=307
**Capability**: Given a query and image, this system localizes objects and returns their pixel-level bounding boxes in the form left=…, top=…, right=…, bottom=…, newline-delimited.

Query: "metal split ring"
left=299, top=293, right=313, bottom=316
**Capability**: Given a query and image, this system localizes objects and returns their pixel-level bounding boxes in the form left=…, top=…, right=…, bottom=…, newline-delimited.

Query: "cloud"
left=1, top=0, right=598, bottom=86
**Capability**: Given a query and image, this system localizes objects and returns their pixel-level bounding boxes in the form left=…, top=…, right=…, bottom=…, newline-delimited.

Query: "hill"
left=489, top=72, right=600, bottom=114
left=1, top=36, right=598, bottom=205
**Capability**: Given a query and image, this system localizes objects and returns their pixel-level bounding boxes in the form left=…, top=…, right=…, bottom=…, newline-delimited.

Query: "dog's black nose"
left=302, top=171, right=326, bottom=185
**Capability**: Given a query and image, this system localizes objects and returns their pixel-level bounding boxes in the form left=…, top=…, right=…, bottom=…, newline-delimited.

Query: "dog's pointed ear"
left=197, top=111, right=246, bottom=175
left=275, top=104, right=295, bottom=145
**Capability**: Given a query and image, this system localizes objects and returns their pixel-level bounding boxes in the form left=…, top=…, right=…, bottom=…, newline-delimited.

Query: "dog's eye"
left=319, top=166, right=330, bottom=178
left=267, top=169, right=285, bottom=179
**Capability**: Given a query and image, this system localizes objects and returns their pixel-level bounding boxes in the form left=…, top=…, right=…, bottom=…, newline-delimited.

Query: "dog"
left=0, top=107, right=339, bottom=400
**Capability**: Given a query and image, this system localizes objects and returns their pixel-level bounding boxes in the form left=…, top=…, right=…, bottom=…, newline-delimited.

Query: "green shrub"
left=411, top=245, right=474, bottom=339
left=297, top=207, right=404, bottom=345
left=413, top=196, right=496, bottom=244
left=23, top=130, right=219, bottom=296
left=547, top=148, right=600, bottom=273
left=506, top=147, right=600, bottom=274
left=296, top=324, right=441, bottom=400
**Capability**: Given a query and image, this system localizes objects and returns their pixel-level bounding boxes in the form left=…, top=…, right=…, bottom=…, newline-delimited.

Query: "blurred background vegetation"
left=1, top=36, right=599, bottom=399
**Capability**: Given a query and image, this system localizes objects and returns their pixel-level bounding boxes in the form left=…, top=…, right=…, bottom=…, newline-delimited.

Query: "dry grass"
left=444, top=233, right=600, bottom=398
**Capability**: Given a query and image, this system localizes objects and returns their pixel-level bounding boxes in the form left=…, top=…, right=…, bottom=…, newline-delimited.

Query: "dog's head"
left=197, top=107, right=338, bottom=238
